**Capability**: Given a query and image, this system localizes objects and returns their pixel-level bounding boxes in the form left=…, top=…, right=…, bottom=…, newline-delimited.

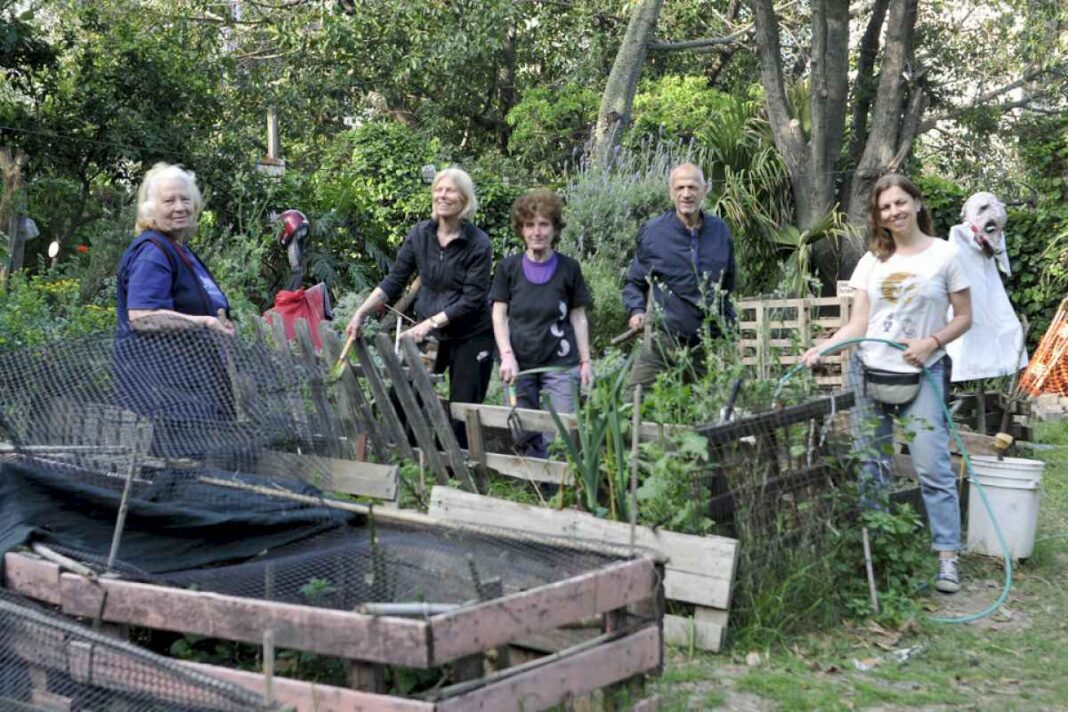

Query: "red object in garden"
left=263, top=282, right=332, bottom=350
left=1020, top=298, right=1068, bottom=396
left=75, top=245, right=89, bottom=254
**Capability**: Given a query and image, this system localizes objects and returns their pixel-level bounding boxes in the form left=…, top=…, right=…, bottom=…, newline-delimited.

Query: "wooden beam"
left=52, top=571, right=430, bottom=667
left=352, top=339, right=416, bottom=462
left=373, top=333, right=450, bottom=484
left=414, top=448, right=572, bottom=486
left=663, top=612, right=725, bottom=652
left=434, top=625, right=661, bottom=712
left=3, top=553, right=62, bottom=605
left=399, top=336, right=477, bottom=492
left=319, top=323, right=390, bottom=461
left=258, top=450, right=398, bottom=501
left=428, top=557, right=657, bottom=664
left=180, top=661, right=434, bottom=712
left=428, top=487, right=737, bottom=610
left=449, top=402, right=682, bottom=442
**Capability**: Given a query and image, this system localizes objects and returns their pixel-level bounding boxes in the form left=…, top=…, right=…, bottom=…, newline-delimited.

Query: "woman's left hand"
left=900, top=337, right=938, bottom=368
left=579, top=360, right=594, bottom=388
left=401, top=319, right=436, bottom=343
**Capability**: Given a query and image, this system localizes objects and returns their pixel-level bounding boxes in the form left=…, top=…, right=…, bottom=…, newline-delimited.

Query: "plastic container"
left=966, top=455, right=1044, bottom=560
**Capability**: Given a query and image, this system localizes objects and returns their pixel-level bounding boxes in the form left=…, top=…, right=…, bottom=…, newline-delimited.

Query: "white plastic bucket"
left=966, top=455, right=1044, bottom=560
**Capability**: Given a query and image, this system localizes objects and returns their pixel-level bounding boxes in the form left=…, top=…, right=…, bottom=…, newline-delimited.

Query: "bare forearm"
left=491, top=303, right=512, bottom=356
left=128, top=309, right=214, bottom=332
left=570, top=308, right=591, bottom=362
left=933, top=313, right=971, bottom=347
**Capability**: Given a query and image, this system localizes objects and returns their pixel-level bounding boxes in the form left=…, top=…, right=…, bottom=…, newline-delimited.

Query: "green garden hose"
left=778, top=337, right=1012, bottom=625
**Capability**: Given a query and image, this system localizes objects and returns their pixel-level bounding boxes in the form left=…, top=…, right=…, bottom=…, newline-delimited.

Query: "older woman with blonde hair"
left=117, top=162, right=232, bottom=337
left=347, top=167, right=494, bottom=445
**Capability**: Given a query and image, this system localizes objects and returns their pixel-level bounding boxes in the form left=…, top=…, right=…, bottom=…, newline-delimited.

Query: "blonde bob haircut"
left=431, top=167, right=478, bottom=222
left=135, top=162, right=203, bottom=240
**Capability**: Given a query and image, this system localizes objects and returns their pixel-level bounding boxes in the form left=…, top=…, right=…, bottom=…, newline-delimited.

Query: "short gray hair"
left=135, top=162, right=203, bottom=239
left=431, top=167, right=478, bottom=222
left=669, top=162, right=706, bottom=188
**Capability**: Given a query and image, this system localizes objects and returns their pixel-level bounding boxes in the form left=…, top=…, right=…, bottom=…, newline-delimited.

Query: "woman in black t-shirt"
left=490, top=190, right=592, bottom=458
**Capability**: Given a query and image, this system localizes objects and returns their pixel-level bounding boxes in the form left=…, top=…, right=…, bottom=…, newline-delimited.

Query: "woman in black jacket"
left=347, top=167, right=495, bottom=442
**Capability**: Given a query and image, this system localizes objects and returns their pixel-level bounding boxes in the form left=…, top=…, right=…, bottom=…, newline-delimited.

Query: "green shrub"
left=506, top=83, right=599, bottom=180
left=0, top=274, right=115, bottom=351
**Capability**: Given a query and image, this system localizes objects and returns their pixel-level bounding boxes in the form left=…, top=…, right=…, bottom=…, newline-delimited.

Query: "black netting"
left=0, top=326, right=645, bottom=616
left=0, top=590, right=273, bottom=711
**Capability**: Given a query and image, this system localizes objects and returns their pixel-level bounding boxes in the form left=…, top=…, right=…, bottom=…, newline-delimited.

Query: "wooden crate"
left=5, top=509, right=664, bottom=712
left=428, top=486, right=738, bottom=653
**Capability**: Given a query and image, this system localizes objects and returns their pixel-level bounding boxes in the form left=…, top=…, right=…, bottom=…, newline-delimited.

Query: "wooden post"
left=398, top=336, right=478, bottom=492
left=373, top=333, right=450, bottom=484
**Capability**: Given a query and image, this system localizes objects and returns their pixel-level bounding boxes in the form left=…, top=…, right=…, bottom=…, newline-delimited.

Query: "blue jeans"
left=849, top=354, right=960, bottom=552
left=511, top=367, right=579, bottom=459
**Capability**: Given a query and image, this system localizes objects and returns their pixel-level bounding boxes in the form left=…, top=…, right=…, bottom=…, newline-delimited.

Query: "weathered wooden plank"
left=11, top=635, right=264, bottom=711
left=663, top=613, right=725, bottom=652
left=448, top=402, right=681, bottom=442
left=414, top=448, right=573, bottom=486
left=352, top=339, right=415, bottom=462
left=428, top=558, right=658, bottom=664
left=894, top=423, right=999, bottom=456
left=294, top=318, right=342, bottom=457
left=399, top=336, right=477, bottom=492
left=428, top=487, right=735, bottom=610
left=373, top=333, right=450, bottom=484
left=481, top=451, right=572, bottom=486
left=56, top=572, right=430, bottom=667
left=258, top=450, right=398, bottom=500
left=181, top=661, right=434, bottom=712
left=319, top=322, right=390, bottom=461
left=3, top=553, right=62, bottom=605
left=434, top=625, right=661, bottom=712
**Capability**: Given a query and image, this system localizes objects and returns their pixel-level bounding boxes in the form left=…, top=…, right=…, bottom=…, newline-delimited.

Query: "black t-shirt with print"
left=489, top=253, right=591, bottom=370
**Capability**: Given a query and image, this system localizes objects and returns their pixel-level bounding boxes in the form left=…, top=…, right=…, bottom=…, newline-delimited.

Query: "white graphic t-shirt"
left=849, top=238, right=970, bottom=373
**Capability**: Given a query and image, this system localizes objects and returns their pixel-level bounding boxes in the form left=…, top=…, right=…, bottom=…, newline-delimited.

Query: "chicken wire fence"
left=0, top=590, right=274, bottom=711
left=0, top=325, right=648, bottom=616
left=681, top=353, right=937, bottom=629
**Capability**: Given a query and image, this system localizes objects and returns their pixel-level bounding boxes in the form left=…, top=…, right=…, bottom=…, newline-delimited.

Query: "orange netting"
left=1021, top=298, right=1068, bottom=396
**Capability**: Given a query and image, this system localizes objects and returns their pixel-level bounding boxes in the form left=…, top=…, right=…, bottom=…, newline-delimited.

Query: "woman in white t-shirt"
left=802, top=174, right=972, bottom=594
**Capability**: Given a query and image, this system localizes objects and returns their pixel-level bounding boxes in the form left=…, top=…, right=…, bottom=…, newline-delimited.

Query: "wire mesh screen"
left=155, top=519, right=630, bottom=611
left=0, top=327, right=646, bottom=617
left=0, top=590, right=273, bottom=711
left=687, top=353, right=935, bottom=632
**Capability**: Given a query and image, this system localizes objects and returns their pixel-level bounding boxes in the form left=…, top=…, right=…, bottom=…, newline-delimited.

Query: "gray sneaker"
left=935, top=557, right=961, bottom=594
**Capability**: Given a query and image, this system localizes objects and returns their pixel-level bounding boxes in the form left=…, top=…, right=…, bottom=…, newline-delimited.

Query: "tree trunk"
left=843, top=0, right=923, bottom=275
left=592, top=0, right=664, bottom=159
left=0, top=147, right=28, bottom=277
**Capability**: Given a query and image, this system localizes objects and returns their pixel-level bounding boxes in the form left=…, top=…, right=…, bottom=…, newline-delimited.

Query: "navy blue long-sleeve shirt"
left=622, top=209, right=736, bottom=341
left=378, top=219, right=493, bottom=338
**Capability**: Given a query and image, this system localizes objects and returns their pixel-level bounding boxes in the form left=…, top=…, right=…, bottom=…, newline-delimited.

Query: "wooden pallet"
left=736, top=291, right=853, bottom=389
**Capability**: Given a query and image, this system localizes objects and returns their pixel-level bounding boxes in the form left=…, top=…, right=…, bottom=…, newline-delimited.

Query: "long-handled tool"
left=506, top=383, right=525, bottom=451
left=327, top=332, right=356, bottom=383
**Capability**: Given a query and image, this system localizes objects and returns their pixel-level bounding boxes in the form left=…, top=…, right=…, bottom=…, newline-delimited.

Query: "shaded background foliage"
left=0, top=0, right=1064, bottom=354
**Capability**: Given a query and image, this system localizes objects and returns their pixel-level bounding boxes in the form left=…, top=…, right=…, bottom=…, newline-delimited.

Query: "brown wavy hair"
left=510, top=189, right=564, bottom=238
left=867, top=173, right=934, bottom=260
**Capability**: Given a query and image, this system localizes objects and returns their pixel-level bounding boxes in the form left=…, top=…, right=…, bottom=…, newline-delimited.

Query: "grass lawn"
left=653, top=419, right=1068, bottom=711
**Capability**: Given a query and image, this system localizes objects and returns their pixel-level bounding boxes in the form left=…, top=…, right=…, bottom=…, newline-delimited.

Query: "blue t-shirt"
left=126, top=243, right=228, bottom=315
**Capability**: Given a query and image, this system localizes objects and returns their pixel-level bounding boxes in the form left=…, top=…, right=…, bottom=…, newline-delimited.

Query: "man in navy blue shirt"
left=622, top=162, right=736, bottom=387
